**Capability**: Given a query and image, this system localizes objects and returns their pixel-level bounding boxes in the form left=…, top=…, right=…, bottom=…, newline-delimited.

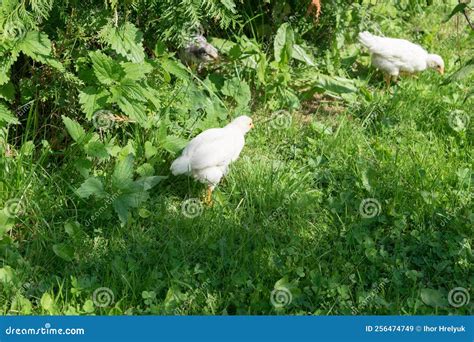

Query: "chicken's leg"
left=384, top=74, right=391, bottom=88
left=204, top=185, right=213, bottom=206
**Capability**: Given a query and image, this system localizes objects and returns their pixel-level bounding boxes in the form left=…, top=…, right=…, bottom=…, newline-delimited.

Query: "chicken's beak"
left=439, top=67, right=444, bottom=75
left=250, top=122, right=254, bottom=129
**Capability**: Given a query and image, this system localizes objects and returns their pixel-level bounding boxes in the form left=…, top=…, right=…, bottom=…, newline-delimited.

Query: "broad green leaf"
left=84, top=140, right=109, bottom=159
left=16, top=32, right=65, bottom=72
left=0, top=266, right=15, bottom=284
left=52, top=243, right=74, bottom=262
left=115, top=95, right=147, bottom=125
left=112, top=154, right=134, bottom=189
left=76, top=177, right=106, bottom=198
left=64, top=222, right=82, bottom=238
left=61, top=115, right=86, bottom=142
left=117, top=79, right=148, bottom=102
left=274, top=23, right=294, bottom=65
left=144, top=141, right=158, bottom=159
left=99, top=22, right=145, bottom=63
left=162, top=135, right=188, bottom=154
left=40, top=293, right=55, bottom=312
left=0, top=102, right=18, bottom=124
left=17, top=31, right=51, bottom=56
left=160, top=58, right=189, bottom=80
left=136, top=163, right=155, bottom=177
left=79, top=87, right=109, bottom=119
left=292, top=44, right=315, bottom=66
left=420, top=288, right=447, bottom=307
left=121, top=61, right=153, bottom=80
left=20, top=141, right=34, bottom=156
left=89, top=51, right=124, bottom=85
left=221, top=77, right=251, bottom=108
left=135, top=176, right=167, bottom=191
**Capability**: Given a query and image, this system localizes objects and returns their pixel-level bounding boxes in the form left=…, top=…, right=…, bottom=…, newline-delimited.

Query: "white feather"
left=171, top=116, right=253, bottom=188
left=358, top=31, right=443, bottom=77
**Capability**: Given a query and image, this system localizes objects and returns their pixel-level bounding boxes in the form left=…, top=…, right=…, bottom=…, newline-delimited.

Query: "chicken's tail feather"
left=358, top=31, right=376, bottom=50
left=171, top=156, right=191, bottom=175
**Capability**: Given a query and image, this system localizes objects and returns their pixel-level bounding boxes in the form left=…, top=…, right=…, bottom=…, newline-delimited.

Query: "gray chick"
left=180, top=35, right=219, bottom=71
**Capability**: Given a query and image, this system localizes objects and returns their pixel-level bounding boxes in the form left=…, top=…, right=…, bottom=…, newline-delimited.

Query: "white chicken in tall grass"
left=171, top=116, right=254, bottom=204
left=358, top=31, right=444, bottom=87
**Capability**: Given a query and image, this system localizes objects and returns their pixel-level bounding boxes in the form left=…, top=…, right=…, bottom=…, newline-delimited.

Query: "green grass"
left=0, top=6, right=473, bottom=315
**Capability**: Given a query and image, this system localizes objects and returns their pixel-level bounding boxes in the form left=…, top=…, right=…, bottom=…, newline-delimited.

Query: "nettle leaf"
left=99, top=22, right=145, bottom=63
left=115, top=95, right=147, bottom=125
left=17, top=31, right=51, bottom=56
left=108, top=81, right=149, bottom=125
left=135, top=176, right=167, bottom=191
left=84, top=140, right=109, bottom=159
left=112, top=154, right=134, bottom=189
left=221, top=77, right=251, bottom=109
left=159, top=58, right=189, bottom=80
left=89, top=51, right=124, bottom=85
left=61, top=116, right=86, bottom=142
left=0, top=43, right=20, bottom=83
left=16, top=32, right=65, bottom=72
left=0, top=102, right=19, bottom=124
left=121, top=61, right=153, bottom=80
left=79, top=87, right=109, bottom=119
left=76, top=177, right=106, bottom=199
left=161, top=135, right=188, bottom=154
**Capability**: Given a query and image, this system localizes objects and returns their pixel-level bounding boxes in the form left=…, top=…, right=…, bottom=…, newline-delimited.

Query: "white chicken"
left=358, top=31, right=444, bottom=86
left=171, top=116, right=254, bottom=204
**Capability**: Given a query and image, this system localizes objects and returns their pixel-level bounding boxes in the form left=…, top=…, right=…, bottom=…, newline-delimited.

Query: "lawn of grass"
left=0, top=4, right=472, bottom=315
